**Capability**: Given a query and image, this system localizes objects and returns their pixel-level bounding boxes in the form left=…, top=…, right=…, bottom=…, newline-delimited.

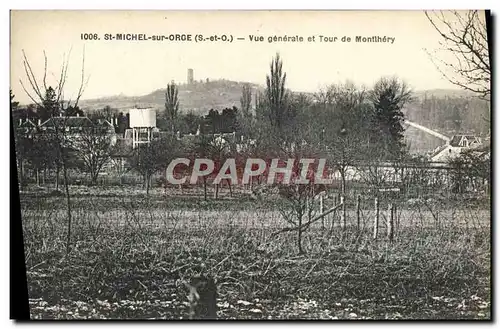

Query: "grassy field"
left=20, top=186, right=491, bottom=320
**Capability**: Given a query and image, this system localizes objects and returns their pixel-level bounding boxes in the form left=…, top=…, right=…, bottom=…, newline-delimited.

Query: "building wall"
left=187, top=68, right=194, bottom=85
left=431, top=145, right=463, bottom=162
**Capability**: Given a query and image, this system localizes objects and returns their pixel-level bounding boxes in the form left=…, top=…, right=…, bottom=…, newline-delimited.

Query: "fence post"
left=373, top=198, right=379, bottom=240
left=395, top=203, right=399, bottom=232
left=329, top=194, right=336, bottom=231
left=320, top=194, right=325, bottom=229
left=356, top=194, right=361, bottom=231
left=387, top=203, right=394, bottom=242
left=340, top=195, right=346, bottom=230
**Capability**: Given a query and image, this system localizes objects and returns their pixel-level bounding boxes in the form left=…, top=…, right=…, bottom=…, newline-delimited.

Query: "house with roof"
left=39, top=114, right=117, bottom=147
left=431, top=134, right=483, bottom=162
left=16, top=118, right=38, bottom=138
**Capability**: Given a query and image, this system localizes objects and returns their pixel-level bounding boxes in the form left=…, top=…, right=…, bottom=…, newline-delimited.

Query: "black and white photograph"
left=10, top=10, right=491, bottom=320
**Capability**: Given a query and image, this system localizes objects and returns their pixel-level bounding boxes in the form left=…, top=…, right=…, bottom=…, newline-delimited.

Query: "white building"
left=431, top=135, right=483, bottom=162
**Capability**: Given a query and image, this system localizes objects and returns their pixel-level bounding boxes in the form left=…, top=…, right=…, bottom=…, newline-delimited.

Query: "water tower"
left=129, top=108, right=156, bottom=149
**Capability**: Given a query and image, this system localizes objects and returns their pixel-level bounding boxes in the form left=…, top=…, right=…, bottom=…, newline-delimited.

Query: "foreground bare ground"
left=20, top=186, right=491, bottom=320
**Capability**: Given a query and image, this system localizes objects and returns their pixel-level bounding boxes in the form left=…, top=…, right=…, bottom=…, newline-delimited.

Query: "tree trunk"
left=203, top=176, right=207, bottom=201
left=340, top=195, right=346, bottom=230
left=387, top=203, right=394, bottom=242
left=91, top=172, right=98, bottom=186
left=320, top=195, right=325, bottom=229
left=356, top=194, right=361, bottom=231
left=146, top=173, right=150, bottom=195
left=55, top=165, right=60, bottom=190
left=373, top=197, right=379, bottom=240
left=400, top=167, right=405, bottom=196
left=214, top=184, right=219, bottom=199
left=297, top=214, right=304, bottom=254
left=62, top=162, right=72, bottom=254
left=340, top=168, right=346, bottom=196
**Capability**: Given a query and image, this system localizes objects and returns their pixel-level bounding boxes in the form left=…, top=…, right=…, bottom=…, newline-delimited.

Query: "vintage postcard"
left=10, top=10, right=491, bottom=320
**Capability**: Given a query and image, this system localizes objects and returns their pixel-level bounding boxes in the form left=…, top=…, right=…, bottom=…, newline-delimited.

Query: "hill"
left=411, top=88, right=478, bottom=99
left=79, top=79, right=267, bottom=116
left=79, top=82, right=480, bottom=115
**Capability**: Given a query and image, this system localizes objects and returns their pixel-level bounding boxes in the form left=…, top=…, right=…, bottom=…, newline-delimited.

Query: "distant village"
left=12, top=68, right=490, bottom=192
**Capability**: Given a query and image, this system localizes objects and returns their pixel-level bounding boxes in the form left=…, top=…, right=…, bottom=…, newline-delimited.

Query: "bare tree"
left=211, top=135, right=234, bottom=199
left=129, top=136, right=179, bottom=195
left=276, top=184, right=319, bottom=255
left=271, top=164, right=332, bottom=255
left=425, top=10, right=490, bottom=100
left=18, top=47, right=89, bottom=254
left=73, top=122, right=114, bottom=185
left=190, top=134, right=232, bottom=200
left=315, top=81, right=367, bottom=110
left=191, top=135, right=215, bottom=201
left=315, top=82, right=369, bottom=195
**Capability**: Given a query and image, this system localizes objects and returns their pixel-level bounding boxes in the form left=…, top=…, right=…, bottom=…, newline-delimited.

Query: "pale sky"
left=10, top=10, right=479, bottom=105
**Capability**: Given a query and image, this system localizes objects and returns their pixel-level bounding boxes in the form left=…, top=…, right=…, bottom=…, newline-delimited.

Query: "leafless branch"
left=19, top=79, right=41, bottom=107
left=56, top=48, right=72, bottom=104
left=72, top=46, right=88, bottom=108
left=271, top=202, right=343, bottom=237
left=425, top=10, right=490, bottom=100
left=43, top=50, right=48, bottom=92
left=21, top=50, right=44, bottom=102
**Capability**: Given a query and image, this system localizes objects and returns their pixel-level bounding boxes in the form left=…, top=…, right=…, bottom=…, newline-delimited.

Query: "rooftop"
left=41, top=116, right=94, bottom=128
